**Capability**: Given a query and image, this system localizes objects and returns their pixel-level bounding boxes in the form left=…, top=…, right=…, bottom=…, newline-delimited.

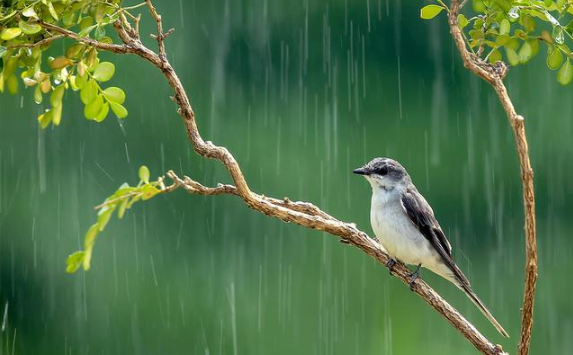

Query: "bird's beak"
left=352, top=167, right=369, bottom=175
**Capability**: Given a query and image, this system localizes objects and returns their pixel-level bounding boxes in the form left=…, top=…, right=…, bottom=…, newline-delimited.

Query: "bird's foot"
left=339, top=238, right=350, bottom=245
left=372, top=236, right=380, bottom=243
left=408, top=264, right=422, bottom=291
left=385, top=259, right=397, bottom=275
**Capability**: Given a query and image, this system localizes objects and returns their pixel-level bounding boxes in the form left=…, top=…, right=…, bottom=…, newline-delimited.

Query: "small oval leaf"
left=0, top=28, right=22, bottom=40
left=95, top=102, right=110, bottom=122
left=66, top=251, right=85, bottom=274
left=420, top=5, right=444, bottom=20
left=49, top=57, right=73, bottom=70
left=110, top=102, right=128, bottom=119
left=80, top=79, right=97, bottom=104
left=92, top=62, right=115, bottom=82
left=139, top=166, right=150, bottom=183
left=547, top=48, right=563, bottom=70
left=84, top=95, right=104, bottom=119
left=103, top=87, right=125, bottom=104
left=19, top=20, right=42, bottom=35
left=458, top=14, right=469, bottom=29
left=519, top=41, right=533, bottom=63
left=557, top=59, right=573, bottom=85
left=505, top=47, right=520, bottom=66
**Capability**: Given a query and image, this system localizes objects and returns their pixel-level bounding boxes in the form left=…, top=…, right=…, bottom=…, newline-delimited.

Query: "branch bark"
left=40, top=3, right=509, bottom=354
left=448, top=2, right=538, bottom=355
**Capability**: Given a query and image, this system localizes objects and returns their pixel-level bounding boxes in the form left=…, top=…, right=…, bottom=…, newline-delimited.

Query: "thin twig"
left=7, top=34, right=63, bottom=49
left=448, top=1, right=538, bottom=355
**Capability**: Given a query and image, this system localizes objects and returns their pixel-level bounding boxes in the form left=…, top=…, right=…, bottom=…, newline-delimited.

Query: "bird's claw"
left=386, top=259, right=397, bottom=275
left=408, top=264, right=422, bottom=291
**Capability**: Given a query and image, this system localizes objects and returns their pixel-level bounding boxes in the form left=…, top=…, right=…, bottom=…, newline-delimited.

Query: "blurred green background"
left=1, top=0, right=572, bottom=354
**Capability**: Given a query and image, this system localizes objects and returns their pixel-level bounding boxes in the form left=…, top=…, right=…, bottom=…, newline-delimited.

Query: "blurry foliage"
left=0, top=0, right=128, bottom=128
left=66, top=165, right=162, bottom=273
left=421, top=0, right=573, bottom=85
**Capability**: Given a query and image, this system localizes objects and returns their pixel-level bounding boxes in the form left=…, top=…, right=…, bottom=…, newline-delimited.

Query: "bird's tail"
left=453, top=270, right=509, bottom=338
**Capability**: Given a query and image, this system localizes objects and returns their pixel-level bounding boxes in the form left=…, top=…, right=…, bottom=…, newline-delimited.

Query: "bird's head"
left=353, top=157, right=409, bottom=190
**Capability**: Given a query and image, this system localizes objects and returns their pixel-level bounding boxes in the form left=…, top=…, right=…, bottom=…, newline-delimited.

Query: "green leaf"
left=84, top=224, right=99, bottom=250
left=79, top=16, right=94, bottom=30
left=84, top=95, right=104, bottom=119
left=78, top=25, right=96, bottom=38
left=489, top=49, right=502, bottom=64
left=95, top=102, right=109, bottom=122
left=103, top=87, right=125, bottom=104
left=63, top=11, right=77, bottom=27
left=420, top=5, right=444, bottom=20
left=117, top=198, right=129, bottom=219
left=18, top=20, right=42, bottom=35
left=97, top=205, right=115, bottom=231
left=66, top=44, right=85, bottom=59
left=473, top=0, right=486, bottom=12
left=49, top=57, right=73, bottom=70
left=547, top=47, right=563, bottom=70
left=47, top=2, right=59, bottom=20
left=505, top=47, right=520, bottom=66
left=80, top=79, right=97, bottom=104
left=110, top=102, right=128, bottom=119
left=0, top=46, right=6, bottom=59
left=139, top=166, right=150, bottom=183
left=0, top=28, right=22, bottom=41
left=22, top=7, right=38, bottom=19
left=499, top=19, right=510, bottom=35
left=519, top=41, right=533, bottom=63
left=6, top=74, right=18, bottom=94
left=51, top=105, right=62, bottom=126
left=92, top=62, right=115, bottom=82
left=127, top=194, right=142, bottom=208
left=458, top=14, right=469, bottom=29
left=0, top=10, right=16, bottom=22
left=141, top=185, right=160, bottom=200
left=557, top=59, right=573, bottom=85
left=34, top=85, right=43, bottom=104
left=94, top=26, right=106, bottom=41
left=553, top=26, right=564, bottom=44
left=50, top=86, right=65, bottom=106
left=38, top=111, right=53, bottom=129
left=66, top=251, right=85, bottom=274
left=495, top=34, right=511, bottom=46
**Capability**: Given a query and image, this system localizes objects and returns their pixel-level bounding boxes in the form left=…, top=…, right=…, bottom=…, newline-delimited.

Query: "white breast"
left=369, top=186, right=447, bottom=277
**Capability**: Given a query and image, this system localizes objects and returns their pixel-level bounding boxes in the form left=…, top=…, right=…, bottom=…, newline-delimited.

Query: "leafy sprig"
left=66, top=166, right=162, bottom=273
left=421, top=0, right=573, bottom=85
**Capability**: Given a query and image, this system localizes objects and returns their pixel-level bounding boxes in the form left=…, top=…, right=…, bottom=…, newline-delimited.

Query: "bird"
left=353, top=157, right=509, bottom=338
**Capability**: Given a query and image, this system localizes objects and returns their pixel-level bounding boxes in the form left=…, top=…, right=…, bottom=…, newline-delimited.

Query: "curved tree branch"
left=448, top=1, right=538, bottom=355
left=40, top=2, right=509, bottom=354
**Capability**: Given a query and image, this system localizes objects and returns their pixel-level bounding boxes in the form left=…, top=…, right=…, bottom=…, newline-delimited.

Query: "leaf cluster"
left=421, top=0, right=573, bottom=85
left=0, top=0, right=128, bottom=127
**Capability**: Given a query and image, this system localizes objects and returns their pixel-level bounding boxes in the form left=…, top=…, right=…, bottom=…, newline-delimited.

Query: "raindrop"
left=1, top=302, right=8, bottom=332
left=508, top=7, right=520, bottom=20
left=554, top=27, right=564, bottom=45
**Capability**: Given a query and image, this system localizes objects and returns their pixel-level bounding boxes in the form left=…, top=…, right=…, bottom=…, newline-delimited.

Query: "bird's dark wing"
left=400, top=187, right=470, bottom=286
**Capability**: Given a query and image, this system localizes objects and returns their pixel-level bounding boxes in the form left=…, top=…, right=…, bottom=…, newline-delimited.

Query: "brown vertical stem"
left=448, top=1, right=538, bottom=354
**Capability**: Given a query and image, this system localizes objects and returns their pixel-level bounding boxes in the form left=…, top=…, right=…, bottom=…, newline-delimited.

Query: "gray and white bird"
left=353, top=157, right=509, bottom=338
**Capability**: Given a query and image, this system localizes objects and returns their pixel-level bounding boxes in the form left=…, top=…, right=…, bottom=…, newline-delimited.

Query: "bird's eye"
left=378, top=166, right=388, bottom=176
